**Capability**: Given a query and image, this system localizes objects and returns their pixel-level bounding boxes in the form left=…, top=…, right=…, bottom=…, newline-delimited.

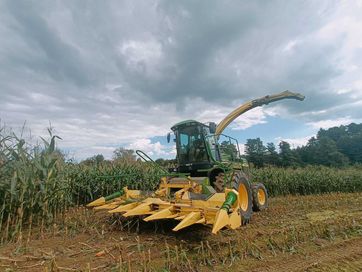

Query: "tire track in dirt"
left=249, top=237, right=362, bottom=272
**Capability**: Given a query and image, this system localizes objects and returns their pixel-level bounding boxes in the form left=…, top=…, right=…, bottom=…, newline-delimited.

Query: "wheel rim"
left=257, top=188, right=266, bottom=205
left=238, top=183, right=249, bottom=211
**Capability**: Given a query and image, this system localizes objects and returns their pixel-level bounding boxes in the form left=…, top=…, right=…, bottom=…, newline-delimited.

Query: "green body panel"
left=202, top=185, right=216, bottom=195
left=105, top=191, right=123, bottom=201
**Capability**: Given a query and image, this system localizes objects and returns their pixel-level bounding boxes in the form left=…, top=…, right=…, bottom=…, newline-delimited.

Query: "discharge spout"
left=215, top=90, right=305, bottom=135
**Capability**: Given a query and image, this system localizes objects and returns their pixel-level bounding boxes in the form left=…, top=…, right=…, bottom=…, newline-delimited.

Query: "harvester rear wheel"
left=251, top=182, right=268, bottom=212
left=232, top=171, right=252, bottom=225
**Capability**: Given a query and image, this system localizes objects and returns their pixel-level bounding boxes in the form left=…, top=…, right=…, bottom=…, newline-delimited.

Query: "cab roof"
left=171, top=120, right=207, bottom=130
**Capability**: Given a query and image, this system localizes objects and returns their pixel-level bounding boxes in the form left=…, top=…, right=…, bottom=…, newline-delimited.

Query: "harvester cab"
left=87, top=91, right=305, bottom=234
left=170, top=120, right=240, bottom=171
left=169, top=119, right=243, bottom=191
left=171, top=120, right=211, bottom=171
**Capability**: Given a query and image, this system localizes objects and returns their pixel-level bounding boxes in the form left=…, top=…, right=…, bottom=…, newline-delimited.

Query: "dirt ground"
left=0, top=193, right=362, bottom=271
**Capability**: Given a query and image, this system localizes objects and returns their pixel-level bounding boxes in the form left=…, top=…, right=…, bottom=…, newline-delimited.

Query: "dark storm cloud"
left=119, top=1, right=335, bottom=101
left=0, top=0, right=361, bottom=159
left=0, top=0, right=346, bottom=104
left=108, top=0, right=360, bottom=121
left=2, top=1, right=93, bottom=88
left=115, top=1, right=338, bottom=104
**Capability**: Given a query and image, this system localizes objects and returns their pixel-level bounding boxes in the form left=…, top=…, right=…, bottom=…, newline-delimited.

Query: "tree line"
left=245, top=123, right=362, bottom=167
left=81, top=122, right=362, bottom=168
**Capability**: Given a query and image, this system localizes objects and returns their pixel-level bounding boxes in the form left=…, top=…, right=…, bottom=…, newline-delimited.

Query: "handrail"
left=135, top=150, right=169, bottom=175
left=205, top=134, right=241, bottom=162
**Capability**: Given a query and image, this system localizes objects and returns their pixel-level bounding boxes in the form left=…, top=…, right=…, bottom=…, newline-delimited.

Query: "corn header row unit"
left=87, top=91, right=305, bottom=234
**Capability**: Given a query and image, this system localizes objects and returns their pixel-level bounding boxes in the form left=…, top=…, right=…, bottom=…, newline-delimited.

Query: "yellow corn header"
left=87, top=175, right=268, bottom=233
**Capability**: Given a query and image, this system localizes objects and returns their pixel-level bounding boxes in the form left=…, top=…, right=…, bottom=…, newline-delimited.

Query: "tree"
left=315, top=123, right=362, bottom=164
left=245, top=138, right=266, bottom=167
left=317, top=126, right=347, bottom=142
left=113, top=147, right=136, bottom=161
left=296, top=137, right=349, bottom=166
left=279, top=141, right=300, bottom=167
left=265, top=142, right=280, bottom=166
left=81, top=154, right=105, bottom=166
left=94, top=154, right=105, bottom=164
left=155, top=158, right=177, bottom=167
left=243, top=122, right=362, bottom=167
left=318, top=137, right=349, bottom=166
left=338, top=134, right=362, bottom=163
left=220, top=140, right=238, bottom=161
left=155, top=158, right=165, bottom=165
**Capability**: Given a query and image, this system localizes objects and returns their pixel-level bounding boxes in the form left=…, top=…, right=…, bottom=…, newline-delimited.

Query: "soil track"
left=1, top=193, right=362, bottom=271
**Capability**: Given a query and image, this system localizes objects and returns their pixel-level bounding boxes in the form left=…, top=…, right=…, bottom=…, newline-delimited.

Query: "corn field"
left=0, top=126, right=361, bottom=243
left=65, top=162, right=164, bottom=206
left=251, top=166, right=362, bottom=196
left=0, top=125, right=164, bottom=243
left=0, top=126, right=69, bottom=243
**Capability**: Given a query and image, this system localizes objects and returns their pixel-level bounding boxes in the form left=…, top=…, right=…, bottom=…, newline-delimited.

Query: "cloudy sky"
left=1, top=1, right=362, bottom=160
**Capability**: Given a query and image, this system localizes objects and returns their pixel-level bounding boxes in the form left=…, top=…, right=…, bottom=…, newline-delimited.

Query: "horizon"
left=2, top=120, right=360, bottom=163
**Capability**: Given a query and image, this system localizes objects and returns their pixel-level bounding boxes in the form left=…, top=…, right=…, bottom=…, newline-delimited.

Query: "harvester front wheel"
left=251, top=182, right=268, bottom=212
left=232, top=171, right=252, bottom=225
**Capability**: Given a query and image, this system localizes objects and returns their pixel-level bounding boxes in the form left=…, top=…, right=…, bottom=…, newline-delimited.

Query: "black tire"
left=214, top=172, right=225, bottom=192
left=232, top=171, right=253, bottom=225
left=251, top=182, right=268, bottom=212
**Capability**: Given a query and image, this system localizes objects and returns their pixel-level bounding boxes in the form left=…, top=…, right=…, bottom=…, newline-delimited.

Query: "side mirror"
left=209, top=122, right=217, bottom=134
left=167, top=132, right=171, bottom=143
